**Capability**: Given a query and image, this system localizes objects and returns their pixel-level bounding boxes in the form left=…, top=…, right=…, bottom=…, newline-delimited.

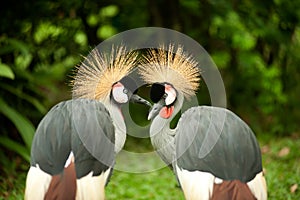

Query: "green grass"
left=259, top=135, right=300, bottom=200
left=106, top=168, right=183, bottom=200
left=0, top=135, right=299, bottom=199
left=0, top=157, right=26, bottom=200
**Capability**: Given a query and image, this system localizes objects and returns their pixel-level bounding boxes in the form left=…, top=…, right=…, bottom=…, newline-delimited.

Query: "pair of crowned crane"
left=25, top=44, right=267, bottom=200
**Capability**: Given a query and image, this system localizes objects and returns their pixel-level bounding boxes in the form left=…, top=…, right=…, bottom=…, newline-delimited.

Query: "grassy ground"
left=0, top=135, right=299, bottom=199
left=258, top=134, right=300, bottom=200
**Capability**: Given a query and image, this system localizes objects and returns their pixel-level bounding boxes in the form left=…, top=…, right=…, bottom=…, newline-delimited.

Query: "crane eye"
left=112, top=82, right=129, bottom=104
left=163, top=93, right=168, bottom=98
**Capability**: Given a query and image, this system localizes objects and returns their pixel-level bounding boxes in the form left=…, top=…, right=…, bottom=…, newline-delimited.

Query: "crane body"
left=139, top=44, right=267, bottom=200
left=25, top=46, right=150, bottom=199
left=25, top=99, right=115, bottom=200
left=175, top=106, right=266, bottom=200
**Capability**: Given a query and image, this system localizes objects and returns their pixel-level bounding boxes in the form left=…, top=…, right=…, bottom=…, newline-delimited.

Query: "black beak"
left=130, top=94, right=152, bottom=107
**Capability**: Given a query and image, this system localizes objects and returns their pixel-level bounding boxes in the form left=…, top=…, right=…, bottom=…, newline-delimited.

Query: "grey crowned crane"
left=25, top=46, right=150, bottom=200
left=139, top=45, right=267, bottom=200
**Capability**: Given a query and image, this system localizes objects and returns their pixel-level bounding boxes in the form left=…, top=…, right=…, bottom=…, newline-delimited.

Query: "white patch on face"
left=112, top=82, right=128, bottom=103
left=164, top=84, right=177, bottom=106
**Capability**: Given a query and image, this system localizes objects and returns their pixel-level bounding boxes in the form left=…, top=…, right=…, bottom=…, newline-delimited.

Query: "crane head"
left=148, top=82, right=177, bottom=120
left=72, top=45, right=139, bottom=102
left=111, top=76, right=151, bottom=107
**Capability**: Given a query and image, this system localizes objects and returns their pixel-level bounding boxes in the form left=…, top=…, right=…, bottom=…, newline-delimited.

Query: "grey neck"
left=104, top=98, right=126, bottom=153
left=149, top=93, right=184, bottom=165
left=150, top=92, right=184, bottom=138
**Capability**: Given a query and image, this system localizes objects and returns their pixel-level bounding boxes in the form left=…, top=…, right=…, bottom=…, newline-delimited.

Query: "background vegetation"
left=0, top=0, right=299, bottom=199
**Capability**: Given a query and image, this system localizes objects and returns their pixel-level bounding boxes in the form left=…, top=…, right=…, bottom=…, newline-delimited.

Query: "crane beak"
left=130, top=94, right=152, bottom=107
left=147, top=102, right=164, bottom=120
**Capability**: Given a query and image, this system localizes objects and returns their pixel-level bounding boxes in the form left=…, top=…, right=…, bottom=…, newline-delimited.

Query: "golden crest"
left=72, top=45, right=138, bottom=101
left=139, top=44, right=200, bottom=98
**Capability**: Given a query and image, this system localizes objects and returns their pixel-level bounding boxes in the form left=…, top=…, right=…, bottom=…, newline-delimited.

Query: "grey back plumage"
left=30, top=99, right=115, bottom=179
left=175, top=106, right=262, bottom=183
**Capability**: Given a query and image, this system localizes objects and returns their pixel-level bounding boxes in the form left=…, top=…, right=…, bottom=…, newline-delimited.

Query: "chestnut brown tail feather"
left=211, top=180, right=256, bottom=200
left=44, top=162, right=77, bottom=200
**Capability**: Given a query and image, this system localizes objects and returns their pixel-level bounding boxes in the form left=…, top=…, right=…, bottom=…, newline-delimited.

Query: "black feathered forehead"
left=150, top=83, right=165, bottom=103
left=119, top=76, right=138, bottom=94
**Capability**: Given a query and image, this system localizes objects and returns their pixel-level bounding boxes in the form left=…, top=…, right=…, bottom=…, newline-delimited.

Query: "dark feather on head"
left=150, top=83, right=165, bottom=103
left=119, top=76, right=138, bottom=94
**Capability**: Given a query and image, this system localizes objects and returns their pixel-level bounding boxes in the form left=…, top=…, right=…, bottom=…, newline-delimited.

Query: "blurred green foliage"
left=0, top=0, right=299, bottom=170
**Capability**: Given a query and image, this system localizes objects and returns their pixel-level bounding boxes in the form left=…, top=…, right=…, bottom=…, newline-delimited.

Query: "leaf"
left=99, top=5, right=119, bottom=18
left=97, top=25, right=117, bottom=39
left=0, top=98, right=35, bottom=150
left=15, top=53, right=33, bottom=69
left=0, top=63, right=15, bottom=79
left=290, top=184, right=298, bottom=193
left=0, top=136, right=30, bottom=162
left=87, top=14, right=99, bottom=27
left=0, top=38, right=30, bottom=55
left=278, top=147, right=290, bottom=157
left=0, top=84, right=47, bottom=114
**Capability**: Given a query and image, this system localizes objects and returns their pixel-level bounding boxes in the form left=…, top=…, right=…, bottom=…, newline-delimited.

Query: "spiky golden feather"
left=71, top=46, right=138, bottom=101
left=139, top=44, right=201, bottom=98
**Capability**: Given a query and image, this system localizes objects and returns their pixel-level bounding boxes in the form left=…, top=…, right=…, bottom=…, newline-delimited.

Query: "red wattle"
left=159, top=106, right=174, bottom=119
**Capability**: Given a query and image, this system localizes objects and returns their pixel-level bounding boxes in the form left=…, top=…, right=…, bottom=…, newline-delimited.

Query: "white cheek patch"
left=112, top=83, right=128, bottom=103
left=165, top=84, right=177, bottom=106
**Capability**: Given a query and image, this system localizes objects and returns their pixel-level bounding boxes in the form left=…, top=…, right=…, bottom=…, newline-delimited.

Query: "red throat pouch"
left=159, top=106, right=174, bottom=119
